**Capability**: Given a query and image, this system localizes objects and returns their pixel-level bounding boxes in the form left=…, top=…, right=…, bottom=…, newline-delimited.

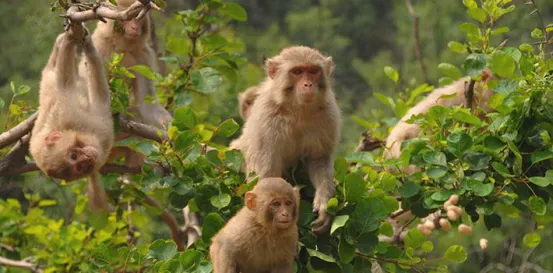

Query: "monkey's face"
left=266, top=196, right=297, bottom=229
left=288, top=65, right=324, bottom=104
left=121, top=18, right=144, bottom=40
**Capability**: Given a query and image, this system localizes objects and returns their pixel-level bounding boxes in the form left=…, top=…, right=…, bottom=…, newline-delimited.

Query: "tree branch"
left=0, top=113, right=37, bottom=149
left=405, top=0, right=430, bottom=84
left=465, top=79, right=476, bottom=112
left=0, top=256, right=42, bottom=273
left=63, top=0, right=160, bottom=24
left=140, top=195, right=185, bottom=251
left=119, top=117, right=169, bottom=143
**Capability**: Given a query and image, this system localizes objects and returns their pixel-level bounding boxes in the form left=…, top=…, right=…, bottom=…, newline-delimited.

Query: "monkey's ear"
left=45, top=131, right=63, bottom=146
left=325, top=56, right=335, bottom=75
left=266, top=59, right=279, bottom=79
left=245, top=192, right=257, bottom=210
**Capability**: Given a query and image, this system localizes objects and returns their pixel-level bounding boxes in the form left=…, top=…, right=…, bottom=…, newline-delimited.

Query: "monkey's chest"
left=238, top=237, right=295, bottom=272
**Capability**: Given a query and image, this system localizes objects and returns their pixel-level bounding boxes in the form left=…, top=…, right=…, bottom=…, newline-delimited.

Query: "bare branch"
left=140, top=195, right=185, bottom=251
left=465, top=79, right=476, bottom=112
left=0, top=134, right=32, bottom=176
left=0, top=113, right=37, bottom=149
left=405, top=0, right=430, bottom=84
left=0, top=256, right=42, bottom=273
left=528, top=0, right=549, bottom=52
left=64, top=0, right=157, bottom=24
left=119, top=117, right=169, bottom=143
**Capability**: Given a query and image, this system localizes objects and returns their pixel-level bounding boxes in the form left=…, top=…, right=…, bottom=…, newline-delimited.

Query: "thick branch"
left=119, top=118, right=169, bottom=143
left=140, top=195, right=185, bottom=251
left=0, top=134, right=32, bottom=175
left=64, top=0, right=159, bottom=24
left=0, top=113, right=37, bottom=149
left=0, top=256, right=42, bottom=273
left=405, top=0, right=430, bottom=84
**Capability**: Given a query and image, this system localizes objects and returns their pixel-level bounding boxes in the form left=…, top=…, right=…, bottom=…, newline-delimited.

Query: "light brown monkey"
left=384, top=73, right=493, bottom=174
left=30, top=29, right=113, bottom=211
left=230, top=46, right=341, bottom=235
left=210, top=177, right=300, bottom=273
left=237, top=85, right=261, bottom=120
left=86, top=0, right=172, bottom=129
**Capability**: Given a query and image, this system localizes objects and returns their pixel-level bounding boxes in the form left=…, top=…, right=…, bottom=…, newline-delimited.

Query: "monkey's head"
left=245, top=178, right=300, bottom=230
left=33, top=131, right=103, bottom=181
left=265, top=46, right=334, bottom=105
left=238, top=86, right=260, bottom=120
left=106, top=0, right=150, bottom=42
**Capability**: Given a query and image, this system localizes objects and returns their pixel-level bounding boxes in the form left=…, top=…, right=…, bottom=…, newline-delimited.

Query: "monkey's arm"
left=55, top=33, right=79, bottom=88
left=82, top=35, right=111, bottom=111
left=210, top=242, right=238, bottom=273
left=307, top=157, right=336, bottom=235
left=87, top=172, right=108, bottom=211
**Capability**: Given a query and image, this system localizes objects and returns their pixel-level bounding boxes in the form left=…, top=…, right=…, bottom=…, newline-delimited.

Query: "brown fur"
left=210, top=178, right=300, bottom=273
left=230, top=46, right=341, bottom=235
left=384, top=77, right=494, bottom=174
left=30, top=30, right=113, bottom=211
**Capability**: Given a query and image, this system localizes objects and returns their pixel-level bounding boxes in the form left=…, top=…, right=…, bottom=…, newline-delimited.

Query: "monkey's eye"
left=291, top=68, right=303, bottom=75
left=70, top=152, right=78, bottom=160
left=285, top=201, right=293, bottom=206
left=271, top=201, right=281, bottom=207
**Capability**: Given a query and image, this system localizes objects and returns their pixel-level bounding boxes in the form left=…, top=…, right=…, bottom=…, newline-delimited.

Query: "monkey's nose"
left=303, top=82, right=312, bottom=87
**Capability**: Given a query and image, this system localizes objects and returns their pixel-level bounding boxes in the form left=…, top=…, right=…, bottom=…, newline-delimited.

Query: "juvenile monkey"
left=230, top=46, right=341, bottom=235
left=210, top=177, right=300, bottom=273
left=30, top=29, right=113, bottom=211
left=237, top=85, right=260, bottom=120
left=384, top=73, right=493, bottom=174
left=86, top=0, right=172, bottom=129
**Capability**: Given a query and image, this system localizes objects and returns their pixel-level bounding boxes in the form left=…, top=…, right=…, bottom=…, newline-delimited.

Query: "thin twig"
left=528, top=0, right=548, bottom=51
left=0, top=256, right=43, bottom=273
left=405, top=0, right=430, bottom=84
left=140, top=195, right=185, bottom=251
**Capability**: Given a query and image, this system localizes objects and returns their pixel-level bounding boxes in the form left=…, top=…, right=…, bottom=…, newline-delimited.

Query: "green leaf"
left=492, top=27, right=510, bottom=35
left=422, top=241, right=434, bottom=253
left=345, top=152, right=376, bottom=165
left=338, top=236, right=355, bottom=263
left=488, top=51, right=516, bottom=78
left=379, top=222, right=394, bottom=237
left=519, top=44, right=533, bottom=53
left=460, top=22, right=480, bottom=36
left=447, top=131, right=473, bottom=157
left=399, top=183, right=421, bottom=198
left=523, top=232, right=541, bottom=248
left=130, top=64, right=156, bottom=80
left=179, top=250, right=204, bottom=269
left=468, top=8, right=486, bottom=23
left=531, top=28, right=544, bottom=39
left=38, top=200, right=57, bottom=207
left=452, top=109, right=482, bottom=125
left=174, top=131, right=195, bottom=151
left=380, top=173, right=398, bottom=192
left=220, top=2, right=247, bottom=21
left=438, top=63, right=462, bottom=78
left=443, top=245, right=467, bottom=263
left=148, top=240, right=177, bottom=261
left=344, top=172, right=367, bottom=203
left=427, top=166, right=448, bottom=179
left=356, top=232, right=378, bottom=254
left=491, top=162, right=514, bottom=177
left=173, top=107, right=197, bottom=130
left=528, top=196, right=547, bottom=216
left=351, top=197, right=388, bottom=233
left=463, top=53, right=486, bottom=77
left=215, top=119, right=239, bottom=138
left=528, top=177, right=551, bottom=187
left=531, top=151, right=553, bottom=164
left=465, top=152, right=490, bottom=171
left=384, top=66, right=399, bottom=83
left=466, top=179, right=494, bottom=197
left=448, top=41, right=467, bottom=54
left=404, top=228, right=426, bottom=249
left=14, top=85, right=30, bottom=97
left=210, top=194, right=231, bottom=209
left=500, top=47, right=522, bottom=63
left=201, top=213, right=225, bottom=243
left=306, top=248, right=336, bottom=263
left=462, top=0, right=477, bottom=9
left=483, top=136, right=504, bottom=153
left=191, top=67, right=223, bottom=94
left=331, top=215, right=349, bottom=235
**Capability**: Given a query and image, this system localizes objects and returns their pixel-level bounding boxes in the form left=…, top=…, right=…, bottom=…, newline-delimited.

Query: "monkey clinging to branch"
left=87, top=0, right=172, bottom=129
left=210, top=177, right=300, bottom=273
left=230, top=46, right=341, bottom=235
left=30, top=28, right=113, bottom=211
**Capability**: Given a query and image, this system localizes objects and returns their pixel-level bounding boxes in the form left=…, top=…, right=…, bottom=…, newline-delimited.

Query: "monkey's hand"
left=311, top=185, right=335, bottom=235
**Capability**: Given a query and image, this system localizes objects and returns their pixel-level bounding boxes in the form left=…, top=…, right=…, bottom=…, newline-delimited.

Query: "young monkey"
left=237, top=85, right=261, bottom=121
left=210, top=177, right=300, bottom=273
left=230, top=46, right=341, bottom=235
left=30, top=27, right=113, bottom=211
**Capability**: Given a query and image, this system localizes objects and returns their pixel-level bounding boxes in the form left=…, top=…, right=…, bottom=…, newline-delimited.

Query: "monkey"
left=86, top=0, right=172, bottom=129
left=29, top=28, right=113, bottom=211
left=237, top=85, right=261, bottom=121
left=230, top=46, right=341, bottom=235
left=383, top=73, right=494, bottom=175
left=209, top=177, right=300, bottom=273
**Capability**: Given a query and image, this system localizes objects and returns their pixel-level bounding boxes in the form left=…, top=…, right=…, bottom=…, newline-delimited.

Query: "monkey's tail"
left=87, top=172, right=109, bottom=212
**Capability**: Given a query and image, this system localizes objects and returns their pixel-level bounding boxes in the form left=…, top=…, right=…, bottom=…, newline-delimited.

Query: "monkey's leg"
left=44, top=34, right=65, bottom=70
left=82, top=34, right=111, bottom=109
left=55, top=33, right=78, bottom=88
left=307, top=157, right=336, bottom=235
left=210, top=244, right=238, bottom=273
